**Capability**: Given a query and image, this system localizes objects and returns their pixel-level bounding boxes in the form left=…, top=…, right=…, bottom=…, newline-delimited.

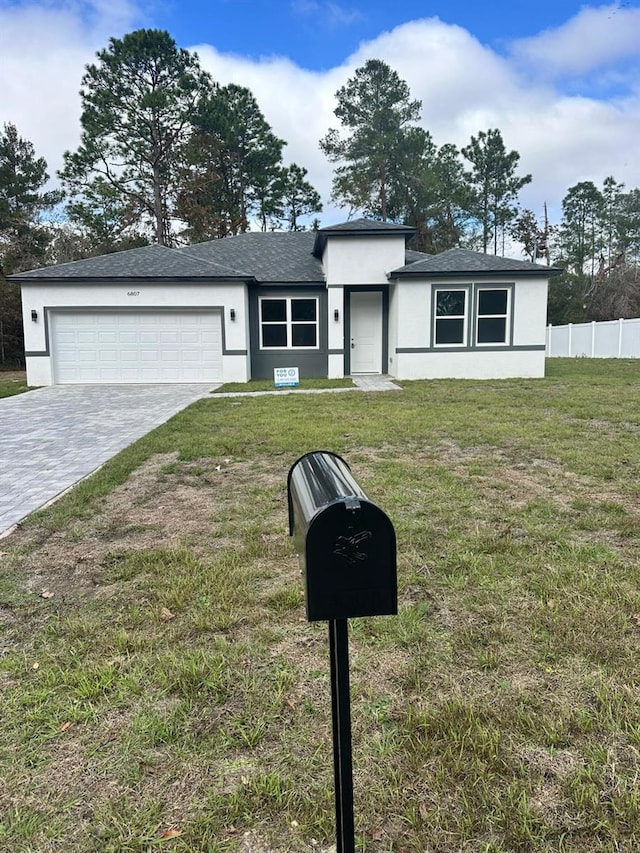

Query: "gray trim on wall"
left=396, top=344, right=546, bottom=353
left=248, top=285, right=328, bottom=379
left=25, top=306, right=244, bottom=358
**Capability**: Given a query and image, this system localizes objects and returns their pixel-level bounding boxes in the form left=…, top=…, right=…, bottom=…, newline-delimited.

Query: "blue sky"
left=1, top=0, right=640, bottom=230
left=154, top=0, right=596, bottom=70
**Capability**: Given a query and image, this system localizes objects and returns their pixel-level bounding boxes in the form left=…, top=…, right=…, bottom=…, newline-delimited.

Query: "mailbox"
left=287, top=451, right=397, bottom=621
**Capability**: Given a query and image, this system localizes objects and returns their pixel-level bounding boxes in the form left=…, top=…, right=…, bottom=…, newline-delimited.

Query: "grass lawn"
left=1, top=358, right=640, bottom=851
left=0, top=370, right=29, bottom=398
left=213, top=377, right=355, bottom=394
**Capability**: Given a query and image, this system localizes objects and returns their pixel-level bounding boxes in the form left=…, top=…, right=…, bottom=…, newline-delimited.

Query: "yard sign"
left=274, top=367, right=300, bottom=388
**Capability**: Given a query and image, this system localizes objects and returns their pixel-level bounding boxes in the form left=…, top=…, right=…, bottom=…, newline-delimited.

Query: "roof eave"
left=9, top=274, right=255, bottom=284
left=389, top=267, right=563, bottom=280
left=251, top=279, right=326, bottom=286
left=313, top=225, right=416, bottom=257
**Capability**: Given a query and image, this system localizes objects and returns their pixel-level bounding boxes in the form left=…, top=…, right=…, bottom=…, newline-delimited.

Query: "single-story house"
left=10, top=219, right=561, bottom=386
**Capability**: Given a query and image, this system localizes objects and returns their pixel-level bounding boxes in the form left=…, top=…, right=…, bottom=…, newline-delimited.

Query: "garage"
left=51, top=310, right=223, bottom=384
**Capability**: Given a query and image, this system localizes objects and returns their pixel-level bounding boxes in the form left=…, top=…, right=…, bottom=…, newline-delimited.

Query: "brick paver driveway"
left=0, top=384, right=216, bottom=537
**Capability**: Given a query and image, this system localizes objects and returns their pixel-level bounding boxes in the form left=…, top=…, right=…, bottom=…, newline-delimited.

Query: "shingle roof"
left=404, top=249, right=431, bottom=264
left=391, top=247, right=563, bottom=278
left=9, top=232, right=325, bottom=284
left=313, top=218, right=415, bottom=256
left=318, top=218, right=416, bottom=234
left=9, top=225, right=558, bottom=285
left=8, top=244, right=249, bottom=281
left=180, top=232, right=323, bottom=282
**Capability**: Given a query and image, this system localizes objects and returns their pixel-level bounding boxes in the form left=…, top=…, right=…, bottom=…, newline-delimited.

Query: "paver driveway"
left=0, top=384, right=216, bottom=537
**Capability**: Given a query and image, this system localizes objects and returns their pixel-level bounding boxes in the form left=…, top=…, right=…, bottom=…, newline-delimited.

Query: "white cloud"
left=0, top=0, right=142, bottom=180
left=195, top=16, right=640, bottom=224
left=1, top=2, right=639, bottom=234
left=510, top=4, right=640, bottom=78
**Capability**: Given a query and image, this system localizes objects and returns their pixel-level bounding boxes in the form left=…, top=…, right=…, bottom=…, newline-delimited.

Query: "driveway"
left=0, top=384, right=216, bottom=538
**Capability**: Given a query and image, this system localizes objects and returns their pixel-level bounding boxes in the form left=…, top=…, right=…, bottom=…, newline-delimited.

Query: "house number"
left=127, top=291, right=140, bottom=296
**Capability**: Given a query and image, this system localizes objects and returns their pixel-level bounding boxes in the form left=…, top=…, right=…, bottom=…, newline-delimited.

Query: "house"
left=11, top=219, right=561, bottom=386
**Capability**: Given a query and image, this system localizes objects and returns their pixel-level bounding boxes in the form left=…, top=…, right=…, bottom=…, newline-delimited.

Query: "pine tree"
left=462, top=129, right=532, bottom=254
left=319, top=59, right=422, bottom=221
left=60, top=29, right=213, bottom=247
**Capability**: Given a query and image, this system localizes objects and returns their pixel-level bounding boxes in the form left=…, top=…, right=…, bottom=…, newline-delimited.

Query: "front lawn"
left=1, top=359, right=640, bottom=851
left=0, top=370, right=28, bottom=398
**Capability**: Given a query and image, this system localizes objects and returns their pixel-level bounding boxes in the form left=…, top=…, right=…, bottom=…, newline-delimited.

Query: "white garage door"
left=51, top=310, right=223, bottom=384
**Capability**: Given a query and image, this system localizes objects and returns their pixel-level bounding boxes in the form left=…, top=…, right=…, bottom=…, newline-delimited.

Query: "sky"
left=1, top=0, right=640, bottom=234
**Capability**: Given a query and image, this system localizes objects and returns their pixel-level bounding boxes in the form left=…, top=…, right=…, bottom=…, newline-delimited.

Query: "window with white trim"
left=476, top=288, right=509, bottom=345
left=260, top=297, right=318, bottom=349
left=434, top=289, right=468, bottom=346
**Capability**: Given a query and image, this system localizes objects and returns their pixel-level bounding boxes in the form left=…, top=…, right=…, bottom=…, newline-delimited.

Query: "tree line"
left=1, top=34, right=639, bottom=365
left=318, top=59, right=640, bottom=325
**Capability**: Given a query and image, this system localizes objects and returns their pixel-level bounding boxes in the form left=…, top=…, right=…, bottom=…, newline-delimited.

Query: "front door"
left=350, top=291, right=383, bottom=374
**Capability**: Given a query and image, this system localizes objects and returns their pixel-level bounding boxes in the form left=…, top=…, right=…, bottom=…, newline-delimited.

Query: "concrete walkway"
left=0, top=384, right=215, bottom=538
left=351, top=374, right=402, bottom=392
left=213, top=375, right=402, bottom=398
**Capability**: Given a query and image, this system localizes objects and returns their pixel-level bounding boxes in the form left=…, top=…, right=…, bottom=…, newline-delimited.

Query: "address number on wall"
left=127, top=291, right=140, bottom=296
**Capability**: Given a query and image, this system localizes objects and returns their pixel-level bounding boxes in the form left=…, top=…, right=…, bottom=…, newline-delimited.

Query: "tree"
left=0, top=122, right=61, bottom=274
left=177, top=84, right=286, bottom=238
left=65, top=177, right=149, bottom=255
left=60, top=29, right=213, bottom=247
left=601, top=176, right=624, bottom=267
left=0, top=123, right=61, bottom=366
left=274, top=164, right=322, bottom=231
left=510, top=206, right=553, bottom=264
left=319, top=59, right=422, bottom=221
left=557, top=181, right=604, bottom=281
left=462, top=128, right=532, bottom=254
left=617, top=188, right=640, bottom=264
left=587, top=264, right=640, bottom=320
left=405, top=142, right=476, bottom=253
left=378, top=125, right=434, bottom=224
left=547, top=273, right=588, bottom=325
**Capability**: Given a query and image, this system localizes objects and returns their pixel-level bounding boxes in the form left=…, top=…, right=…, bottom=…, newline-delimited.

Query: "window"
left=476, top=288, right=509, bottom=345
left=434, top=289, right=468, bottom=346
left=260, top=298, right=318, bottom=349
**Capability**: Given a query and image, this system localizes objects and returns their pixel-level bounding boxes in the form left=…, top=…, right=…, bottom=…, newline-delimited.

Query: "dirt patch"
left=5, top=453, right=288, bottom=605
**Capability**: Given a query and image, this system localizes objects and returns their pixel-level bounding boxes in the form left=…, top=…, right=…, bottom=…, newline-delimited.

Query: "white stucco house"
left=10, top=219, right=560, bottom=386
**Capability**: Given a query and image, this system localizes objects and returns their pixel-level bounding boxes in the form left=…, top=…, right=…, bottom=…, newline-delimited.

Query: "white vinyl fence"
left=546, top=318, right=640, bottom=358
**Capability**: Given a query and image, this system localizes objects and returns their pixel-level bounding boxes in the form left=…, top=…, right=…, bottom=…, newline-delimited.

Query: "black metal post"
left=329, top=618, right=355, bottom=853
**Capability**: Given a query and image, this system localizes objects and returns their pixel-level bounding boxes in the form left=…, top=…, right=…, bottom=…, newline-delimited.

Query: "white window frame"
left=259, top=296, right=319, bottom=350
left=475, top=287, right=511, bottom=347
left=433, top=287, right=469, bottom=348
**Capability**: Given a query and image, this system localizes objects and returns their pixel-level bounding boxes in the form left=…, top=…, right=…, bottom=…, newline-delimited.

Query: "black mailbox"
left=287, top=451, right=397, bottom=622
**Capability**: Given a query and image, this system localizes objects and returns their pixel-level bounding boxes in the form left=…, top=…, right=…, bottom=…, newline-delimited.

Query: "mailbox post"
left=287, top=451, right=397, bottom=853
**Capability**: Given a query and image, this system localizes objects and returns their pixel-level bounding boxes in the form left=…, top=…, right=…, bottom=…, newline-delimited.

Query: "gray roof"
left=318, top=218, right=416, bottom=234
left=180, top=232, right=323, bottom=282
left=9, top=243, right=249, bottom=281
left=8, top=223, right=558, bottom=285
left=313, top=218, right=415, bottom=256
left=392, top=247, right=563, bottom=278
left=404, top=249, right=431, bottom=264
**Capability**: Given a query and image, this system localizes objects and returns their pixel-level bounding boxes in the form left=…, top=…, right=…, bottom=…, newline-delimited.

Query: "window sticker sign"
left=274, top=367, right=300, bottom=388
